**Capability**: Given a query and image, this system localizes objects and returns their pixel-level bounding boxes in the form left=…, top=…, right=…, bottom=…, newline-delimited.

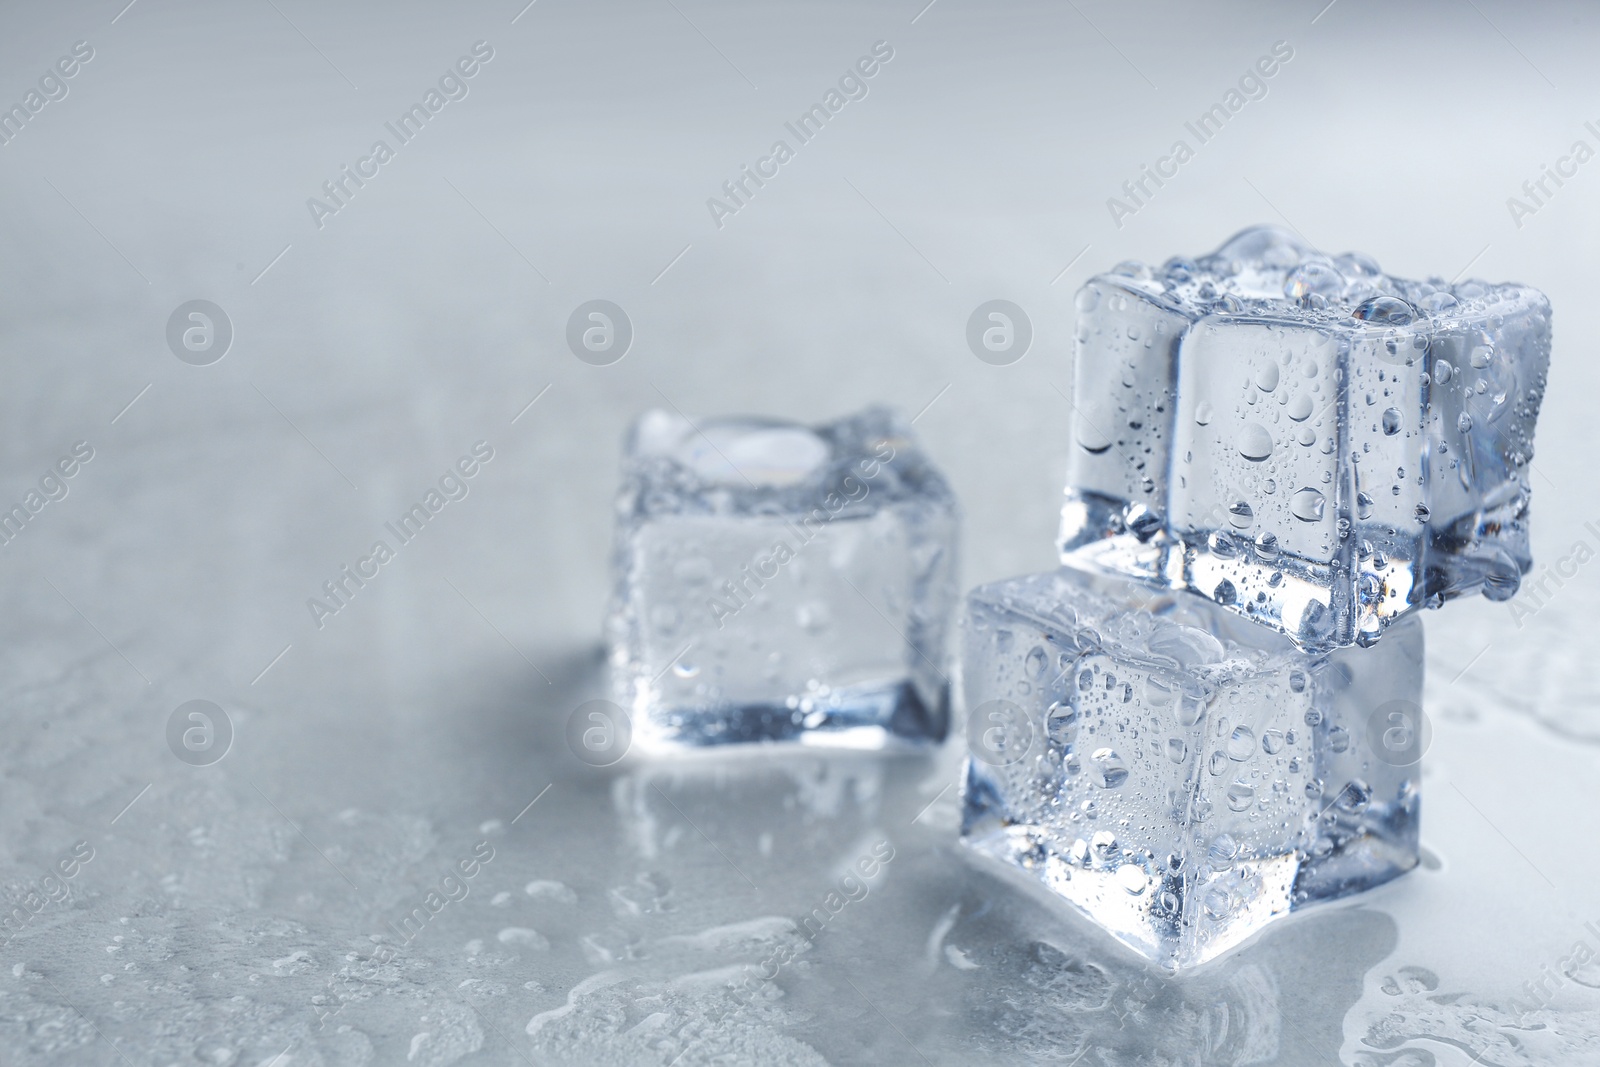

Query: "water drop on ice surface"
left=1433, top=359, right=1453, bottom=384
left=1356, top=492, right=1374, bottom=519
left=1203, top=888, right=1231, bottom=919
left=1287, top=394, right=1314, bottom=422
left=1226, top=725, right=1256, bottom=761
left=1352, top=296, right=1417, bottom=325
left=1290, top=487, right=1326, bottom=522
left=1076, top=286, right=1100, bottom=312
left=1207, top=834, right=1238, bottom=869
left=1227, top=501, right=1255, bottom=529
left=1284, top=262, right=1344, bottom=302
left=1457, top=412, right=1473, bottom=433
left=1025, top=647, right=1048, bottom=678
left=1195, top=401, right=1214, bottom=426
left=1329, top=725, right=1350, bottom=753
left=1254, top=361, right=1281, bottom=392
left=1166, top=738, right=1188, bottom=763
left=1336, top=779, right=1373, bottom=813
left=1046, top=701, right=1080, bottom=747
left=1236, top=423, right=1274, bottom=462
left=1226, top=781, right=1255, bottom=812
left=1381, top=408, right=1402, bottom=435
left=1075, top=419, right=1114, bottom=454
left=1470, top=345, right=1493, bottom=369
left=1213, top=579, right=1238, bottom=606
left=1090, top=748, right=1128, bottom=788
left=1116, top=865, right=1148, bottom=894
left=1414, top=503, right=1431, bottom=523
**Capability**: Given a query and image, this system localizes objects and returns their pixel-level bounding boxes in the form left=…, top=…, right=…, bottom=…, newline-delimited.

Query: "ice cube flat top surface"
left=610, top=406, right=960, bottom=751
left=1062, top=225, right=1551, bottom=650
left=960, top=564, right=1422, bottom=971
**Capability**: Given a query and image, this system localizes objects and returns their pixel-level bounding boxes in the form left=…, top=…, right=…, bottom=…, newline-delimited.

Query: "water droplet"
left=1075, top=419, right=1113, bottom=454
left=1091, top=748, right=1128, bottom=788
left=1381, top=408, right=1402, bottom=435
left=1284, top=262, right=1344, bottom=301
left=1336, top=778, right=1373, bottom=813
left=1227, top=501, right=1255, bottom=529
left=1091, top=830, right=1118, bottom=860
left=1305, top=777, right=1325, bottom=799
left=1287, top=394, right=1314, bottom=422
left=1166, top=738, right=1188, bottom=763
left=1236, top=423, right=1274, bottom=462
left=1226, top=725, right=1256, bottom=761
left=1046, top=702, right=1079, bottom=747
left=1195, top=401, right=1214, bottom=426
left=1025, top=647, right=1048, bottom=678
left=1207, top=834, right=1238, bottom=869
left=1304, top=707, right=1323, bottom=726
left=1433, top=359, right=1452, bottom=384
left=1226, top=781, right=1256, bottom=812
left=1255, top=532, right=1280, bottom=561
left=1329, top=726, right=1350, bottom=753
left=1290, top=487, right=1326, bottom=522
left=1078, top=669, right=1094, bottom=691
left=1261, top=730, right=1285, bottom=755
left=1352, top=295, right=1417, bottom=325
left=1457, top=412, right=1473, bottom=433
left=1213, top=579, right=1237, bottom=606
left=1414, top=503, right=1431, bottom=523
left=673, top=660, right=699, bottom=679
left=1356, top=492, right=1374, bottom=519
left=1255, top=361, right=1281, bottom=392
left=1116, top=865, right=1148, bottom=895
left=1470, top=345, right=1493, bottom=369
left=1076, top=286, right=1100, bottom=313
left=1290, top=671, right=1309, bottom=694
left=1208, top=750, right=1229, bottom=776
left=1175, top=691, right=1206, bottom=727
left=1203, top=888, right=1231, bottom=920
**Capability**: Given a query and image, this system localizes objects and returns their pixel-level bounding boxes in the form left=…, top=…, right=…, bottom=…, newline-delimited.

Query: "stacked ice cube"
left=960, top=226, right=1550, bottom=969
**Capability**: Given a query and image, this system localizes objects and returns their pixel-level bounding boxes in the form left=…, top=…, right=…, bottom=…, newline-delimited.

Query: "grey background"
left=1, top=1, right=1597, bottom=1064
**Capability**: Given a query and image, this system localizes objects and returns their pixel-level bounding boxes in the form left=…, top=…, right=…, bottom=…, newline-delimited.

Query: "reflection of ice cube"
left=1060, top=225, right=1551, bottom=649
left=959, top=563, right=1422, bottom=971
left=607, top=406, right=959, bottom=751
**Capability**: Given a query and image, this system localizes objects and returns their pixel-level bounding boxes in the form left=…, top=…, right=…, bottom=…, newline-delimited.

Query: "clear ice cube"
left=607, top=406, right=959, bottom=751
left=959, top=563, right=1422, bottom=971
left=1060, top=225, right=1550, bottom=648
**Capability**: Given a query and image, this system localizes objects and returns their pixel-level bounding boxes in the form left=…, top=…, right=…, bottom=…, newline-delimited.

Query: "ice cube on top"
left=1061, top=225, right=1551, bottom=649
left=608, top=406, right=959, bottom=751
left=960, top=562, right=1423, bottom=971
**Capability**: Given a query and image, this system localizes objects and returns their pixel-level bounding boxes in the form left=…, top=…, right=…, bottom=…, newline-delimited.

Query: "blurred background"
left=0, top=1, right=1597, bottom=1063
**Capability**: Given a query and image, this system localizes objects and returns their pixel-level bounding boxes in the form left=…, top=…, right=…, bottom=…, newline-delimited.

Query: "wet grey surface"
left=1, top=1, right=1598, bottom=1063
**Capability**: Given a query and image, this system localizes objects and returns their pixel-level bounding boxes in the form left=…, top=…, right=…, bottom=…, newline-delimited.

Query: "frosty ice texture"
left=608, top=406, right=958, bottom=751
left=1061, top=225, right=1550, bottom=648
left=959, top=564, right=1422, bottom=971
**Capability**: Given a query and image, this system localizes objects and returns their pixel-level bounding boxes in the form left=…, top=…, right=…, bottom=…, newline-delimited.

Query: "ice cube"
left=607, top=406, right=959, bottom=751
left=959, top=563, right=1422, bottom=971
left=1060, top=226, right=1550, bottom=648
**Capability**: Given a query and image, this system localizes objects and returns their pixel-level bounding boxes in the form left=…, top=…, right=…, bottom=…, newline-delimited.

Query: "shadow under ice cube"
left=959, top=563, right=1422, bottom=971
left=1061, top=225, right=1550, bottom=648
left=607, top=406, right=958, bottom=751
